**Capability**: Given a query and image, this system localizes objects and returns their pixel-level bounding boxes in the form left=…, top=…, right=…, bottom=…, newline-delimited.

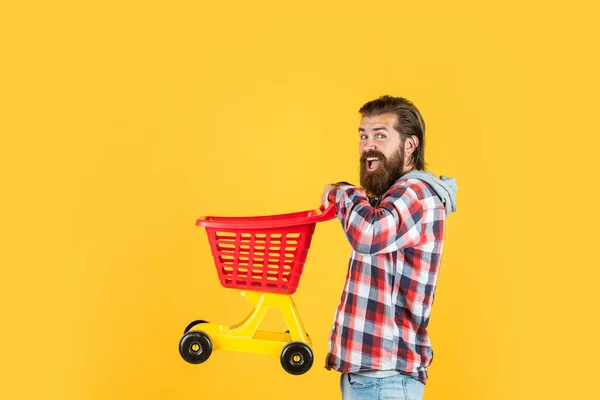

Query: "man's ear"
left=404, top=135, right=419, bottom=157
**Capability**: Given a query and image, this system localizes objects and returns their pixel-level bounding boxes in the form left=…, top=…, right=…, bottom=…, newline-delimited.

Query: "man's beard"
left=360, top=147, right=405, bottom=198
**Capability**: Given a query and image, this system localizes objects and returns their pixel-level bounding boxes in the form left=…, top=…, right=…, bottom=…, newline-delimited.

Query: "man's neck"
left=401, top=166, right=415, bottom=175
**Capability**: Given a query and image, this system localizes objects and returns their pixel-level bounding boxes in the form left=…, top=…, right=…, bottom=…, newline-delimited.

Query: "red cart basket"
left=196, top=204, right=337, bottom=294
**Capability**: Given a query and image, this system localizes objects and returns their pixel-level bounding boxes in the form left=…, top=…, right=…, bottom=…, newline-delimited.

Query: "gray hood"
left=401, top=170, right=458, bottom=215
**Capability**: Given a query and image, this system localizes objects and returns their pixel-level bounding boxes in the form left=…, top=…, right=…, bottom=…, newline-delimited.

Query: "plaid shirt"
left=325, top=177, right=447, bottom=384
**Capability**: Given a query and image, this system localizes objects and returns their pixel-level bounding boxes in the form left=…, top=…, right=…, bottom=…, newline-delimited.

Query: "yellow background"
left=1, top=1, right=599, bottom=399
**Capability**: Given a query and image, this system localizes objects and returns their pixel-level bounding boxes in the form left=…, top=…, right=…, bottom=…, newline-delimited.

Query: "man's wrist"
left=328, top=182, right=355, bottom=204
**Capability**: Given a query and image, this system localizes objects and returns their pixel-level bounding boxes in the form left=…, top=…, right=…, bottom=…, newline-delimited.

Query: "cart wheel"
left=280, top=342, right=313, bottom=375
left=183, top=319, right=208, bottom=334
left=179, top=331, right=212, bottom=364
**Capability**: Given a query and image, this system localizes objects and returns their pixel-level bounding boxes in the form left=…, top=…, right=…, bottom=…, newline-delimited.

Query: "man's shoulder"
left=391, top=177, right=430, bottom=196
left=390, top=177, right=443, bottom=208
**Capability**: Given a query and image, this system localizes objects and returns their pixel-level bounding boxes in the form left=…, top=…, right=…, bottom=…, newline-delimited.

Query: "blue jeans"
left=340, top=373, right=425, bottom=400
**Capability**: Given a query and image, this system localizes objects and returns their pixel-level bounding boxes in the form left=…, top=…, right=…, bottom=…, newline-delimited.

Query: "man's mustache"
left=360, top=150, right=386, bottom=163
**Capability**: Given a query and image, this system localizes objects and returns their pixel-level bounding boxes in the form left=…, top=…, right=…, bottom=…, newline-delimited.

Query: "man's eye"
left=377, top=134, right=387, bottom=139
left=360, top=135, right=368, bottom=140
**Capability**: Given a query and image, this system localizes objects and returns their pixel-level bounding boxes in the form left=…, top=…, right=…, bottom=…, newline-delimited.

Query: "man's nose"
left=363, top=137, right=378, bottom=151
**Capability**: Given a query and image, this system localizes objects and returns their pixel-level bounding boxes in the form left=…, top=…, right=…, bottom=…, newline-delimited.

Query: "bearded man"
left=321, top=95, right=458, bottom=400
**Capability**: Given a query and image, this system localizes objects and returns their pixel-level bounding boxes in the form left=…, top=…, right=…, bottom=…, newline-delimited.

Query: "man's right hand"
left=321, top=184, right=338, bottom=208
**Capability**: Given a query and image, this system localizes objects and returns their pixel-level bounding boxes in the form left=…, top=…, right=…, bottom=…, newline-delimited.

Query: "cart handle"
left=195, top=203, right=337, bottom=230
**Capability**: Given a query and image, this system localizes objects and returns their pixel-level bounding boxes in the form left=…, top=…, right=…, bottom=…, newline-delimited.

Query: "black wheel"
left=280, top=342, right=313, bottom=375
left=183, top=319, right=208, bottom=334
left=179, top=330, right=212, bottom=364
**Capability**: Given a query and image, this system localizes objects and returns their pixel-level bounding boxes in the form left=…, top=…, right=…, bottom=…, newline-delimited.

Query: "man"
left=321, top=95, right=457, bottom=400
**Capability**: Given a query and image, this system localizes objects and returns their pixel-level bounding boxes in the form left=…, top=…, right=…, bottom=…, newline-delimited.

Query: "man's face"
left=358, top=113, right=405, bottom=197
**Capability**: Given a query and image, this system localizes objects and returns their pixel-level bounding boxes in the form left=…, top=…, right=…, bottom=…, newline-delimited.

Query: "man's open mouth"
left=366, top=157, right=381, bottom=171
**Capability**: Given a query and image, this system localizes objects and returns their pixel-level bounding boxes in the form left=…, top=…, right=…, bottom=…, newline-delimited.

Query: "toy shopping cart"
left=179, top=203, right=336, bottom=375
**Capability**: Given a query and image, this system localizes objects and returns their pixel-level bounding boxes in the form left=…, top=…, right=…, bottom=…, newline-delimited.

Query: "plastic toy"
left=179, top=203, right=336, bottom=375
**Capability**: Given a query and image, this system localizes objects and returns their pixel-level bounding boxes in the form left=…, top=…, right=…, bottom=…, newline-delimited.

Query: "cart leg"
left=230, top=291, right=310, bottom=345
left=226, top=291, right=270, bottom=336
left=279, top=295, right=310, bottom=344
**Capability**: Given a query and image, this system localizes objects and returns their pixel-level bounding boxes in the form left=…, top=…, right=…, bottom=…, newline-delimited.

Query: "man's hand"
left=321, top=184, right=338, bottom=208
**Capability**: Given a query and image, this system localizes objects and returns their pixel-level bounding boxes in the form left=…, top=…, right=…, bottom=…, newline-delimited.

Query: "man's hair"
left=359, top=95, right=426, bottom=171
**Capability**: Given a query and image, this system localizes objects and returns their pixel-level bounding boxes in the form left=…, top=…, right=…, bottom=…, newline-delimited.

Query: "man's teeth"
left=367, top=157, right=379, bottom=161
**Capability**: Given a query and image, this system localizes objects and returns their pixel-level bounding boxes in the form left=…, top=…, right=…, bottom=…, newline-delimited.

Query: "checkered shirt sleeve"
left=327, top=183, right=423, bottom=254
